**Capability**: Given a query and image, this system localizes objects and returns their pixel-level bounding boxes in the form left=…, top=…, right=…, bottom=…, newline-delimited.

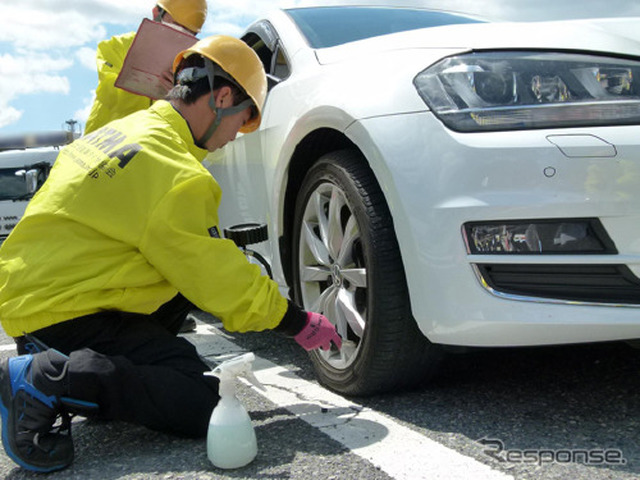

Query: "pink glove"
left=294, top=312, right=342, bottom=351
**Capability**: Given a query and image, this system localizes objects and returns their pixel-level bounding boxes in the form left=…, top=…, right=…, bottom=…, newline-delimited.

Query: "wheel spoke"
left=335, top=215, right=358, bottom=266
left=302, top=219, right=330, bottom=266
left=341, top=267, right=367, bottom=288
left=327, top=187, right=346, bottom=261
left=313, top=190, right=331, bottom=257
left=336, top=288, right=365, bottom=338
left=331, top=294, right=349, bottom=341
left=301, top=264, right=331, bottom=283
left=338, top=339, right=358, bottom=364
left=309, top=284, right=336, bottom=314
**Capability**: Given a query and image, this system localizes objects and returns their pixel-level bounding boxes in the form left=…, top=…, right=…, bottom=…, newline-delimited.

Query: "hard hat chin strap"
left=194, top=61, right=254, bottom=148
left=197, top=98, right=253, bottom=148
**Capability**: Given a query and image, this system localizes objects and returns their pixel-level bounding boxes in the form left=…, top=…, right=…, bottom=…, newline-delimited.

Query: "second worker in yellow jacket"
left=84, top=0, right=208, bottom=135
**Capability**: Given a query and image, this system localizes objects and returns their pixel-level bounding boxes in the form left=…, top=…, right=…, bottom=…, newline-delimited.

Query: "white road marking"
left=189, top=322, right=513, bottom=480
left=0, top=344, right=16, bottom=352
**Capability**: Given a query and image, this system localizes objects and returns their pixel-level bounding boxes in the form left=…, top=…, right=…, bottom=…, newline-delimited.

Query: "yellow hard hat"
left=157, top=0, right=207, bottom=33
left=173, top=35, right=267, bottom=133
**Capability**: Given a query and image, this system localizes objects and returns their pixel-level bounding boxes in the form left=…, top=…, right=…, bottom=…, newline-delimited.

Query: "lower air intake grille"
left=477, top=264, right=640, bottom=305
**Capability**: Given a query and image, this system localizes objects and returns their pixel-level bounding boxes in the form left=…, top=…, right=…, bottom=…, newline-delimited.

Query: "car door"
left=205, top=20, right=291, bottom=282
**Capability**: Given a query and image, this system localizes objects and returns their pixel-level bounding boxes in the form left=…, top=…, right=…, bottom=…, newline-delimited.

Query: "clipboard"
left=114, top=18, right=197, bottom=100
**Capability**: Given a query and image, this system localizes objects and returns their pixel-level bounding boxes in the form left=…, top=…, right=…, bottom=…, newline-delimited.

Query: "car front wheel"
left=292, top=149, right=442, bottom=396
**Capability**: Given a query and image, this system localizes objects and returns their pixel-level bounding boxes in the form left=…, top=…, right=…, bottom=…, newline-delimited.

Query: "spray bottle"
left=204, top=352, right=265, bottom=469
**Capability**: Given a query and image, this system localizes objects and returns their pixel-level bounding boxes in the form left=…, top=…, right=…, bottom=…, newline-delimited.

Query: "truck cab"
left=0, top=131, right=75, bottom=245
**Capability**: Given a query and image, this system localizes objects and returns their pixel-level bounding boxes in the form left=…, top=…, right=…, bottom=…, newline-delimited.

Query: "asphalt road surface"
left=0, top=310, right=638, bottom=480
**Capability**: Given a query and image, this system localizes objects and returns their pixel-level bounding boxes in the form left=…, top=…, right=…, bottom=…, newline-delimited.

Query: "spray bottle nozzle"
left=204, top=352, right=265, bottom=391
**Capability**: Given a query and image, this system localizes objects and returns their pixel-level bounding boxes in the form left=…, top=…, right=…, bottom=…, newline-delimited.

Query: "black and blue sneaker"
left=0, top=350, right=75, bottom=472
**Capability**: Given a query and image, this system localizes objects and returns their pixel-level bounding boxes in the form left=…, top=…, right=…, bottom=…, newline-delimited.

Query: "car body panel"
left=206, top=6, right=640, bottom=348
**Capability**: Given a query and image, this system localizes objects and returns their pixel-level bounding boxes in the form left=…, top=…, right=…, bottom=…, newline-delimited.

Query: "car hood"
left=315, top=17, right=640, bottom=65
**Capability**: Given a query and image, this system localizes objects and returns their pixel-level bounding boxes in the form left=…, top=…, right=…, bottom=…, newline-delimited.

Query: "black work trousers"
left=15, top=295, right=219, bottom=438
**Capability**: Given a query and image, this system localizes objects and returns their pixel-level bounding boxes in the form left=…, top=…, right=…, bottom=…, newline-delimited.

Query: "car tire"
left=292, top=149, right=442, bottom=396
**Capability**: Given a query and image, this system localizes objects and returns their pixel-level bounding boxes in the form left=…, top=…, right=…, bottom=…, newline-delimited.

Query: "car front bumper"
left=348, top=111, right=640, bottom=346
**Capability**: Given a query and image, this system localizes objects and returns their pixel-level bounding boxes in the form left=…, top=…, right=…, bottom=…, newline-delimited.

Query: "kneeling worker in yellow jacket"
left=0, top=35, right=341, bottom=473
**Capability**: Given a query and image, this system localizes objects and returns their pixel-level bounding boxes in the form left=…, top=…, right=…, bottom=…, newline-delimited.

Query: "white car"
left=206, top=5, right=640, bottom=395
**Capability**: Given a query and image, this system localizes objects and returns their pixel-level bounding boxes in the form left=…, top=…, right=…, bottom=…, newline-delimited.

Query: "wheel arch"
left=276, top=122, right=433, bottom=347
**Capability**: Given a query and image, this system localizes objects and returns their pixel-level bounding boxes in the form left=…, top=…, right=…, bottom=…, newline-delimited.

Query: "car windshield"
left=0, top=168, right=31, bottom=201
left=285, top=6, right=483, bottom=49
left=0, top=163, right=50, bottom=201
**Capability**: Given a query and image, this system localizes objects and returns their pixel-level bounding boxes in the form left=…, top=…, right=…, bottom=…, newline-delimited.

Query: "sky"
left=1, top=0, right=639, bottom=135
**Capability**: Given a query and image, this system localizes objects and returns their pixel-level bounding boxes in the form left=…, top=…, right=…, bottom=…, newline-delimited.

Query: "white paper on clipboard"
left=114, top=18, right=197, bottom=100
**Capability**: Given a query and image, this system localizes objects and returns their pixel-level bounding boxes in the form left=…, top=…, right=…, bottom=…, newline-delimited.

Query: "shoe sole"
left=0, top=358, right=69, bottom=472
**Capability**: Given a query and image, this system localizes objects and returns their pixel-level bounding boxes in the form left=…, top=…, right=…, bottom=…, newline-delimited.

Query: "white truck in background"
left=0, top=131, right=76, bottom=245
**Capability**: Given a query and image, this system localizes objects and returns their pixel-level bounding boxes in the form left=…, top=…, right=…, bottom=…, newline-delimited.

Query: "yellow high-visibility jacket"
left=84, top=32, right=153, bottom=135
left=0, top=100, right=288, bottom=337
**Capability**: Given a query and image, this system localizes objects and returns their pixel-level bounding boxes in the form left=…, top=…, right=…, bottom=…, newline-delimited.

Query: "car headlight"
left=414, top=51, right=640, bottom=132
